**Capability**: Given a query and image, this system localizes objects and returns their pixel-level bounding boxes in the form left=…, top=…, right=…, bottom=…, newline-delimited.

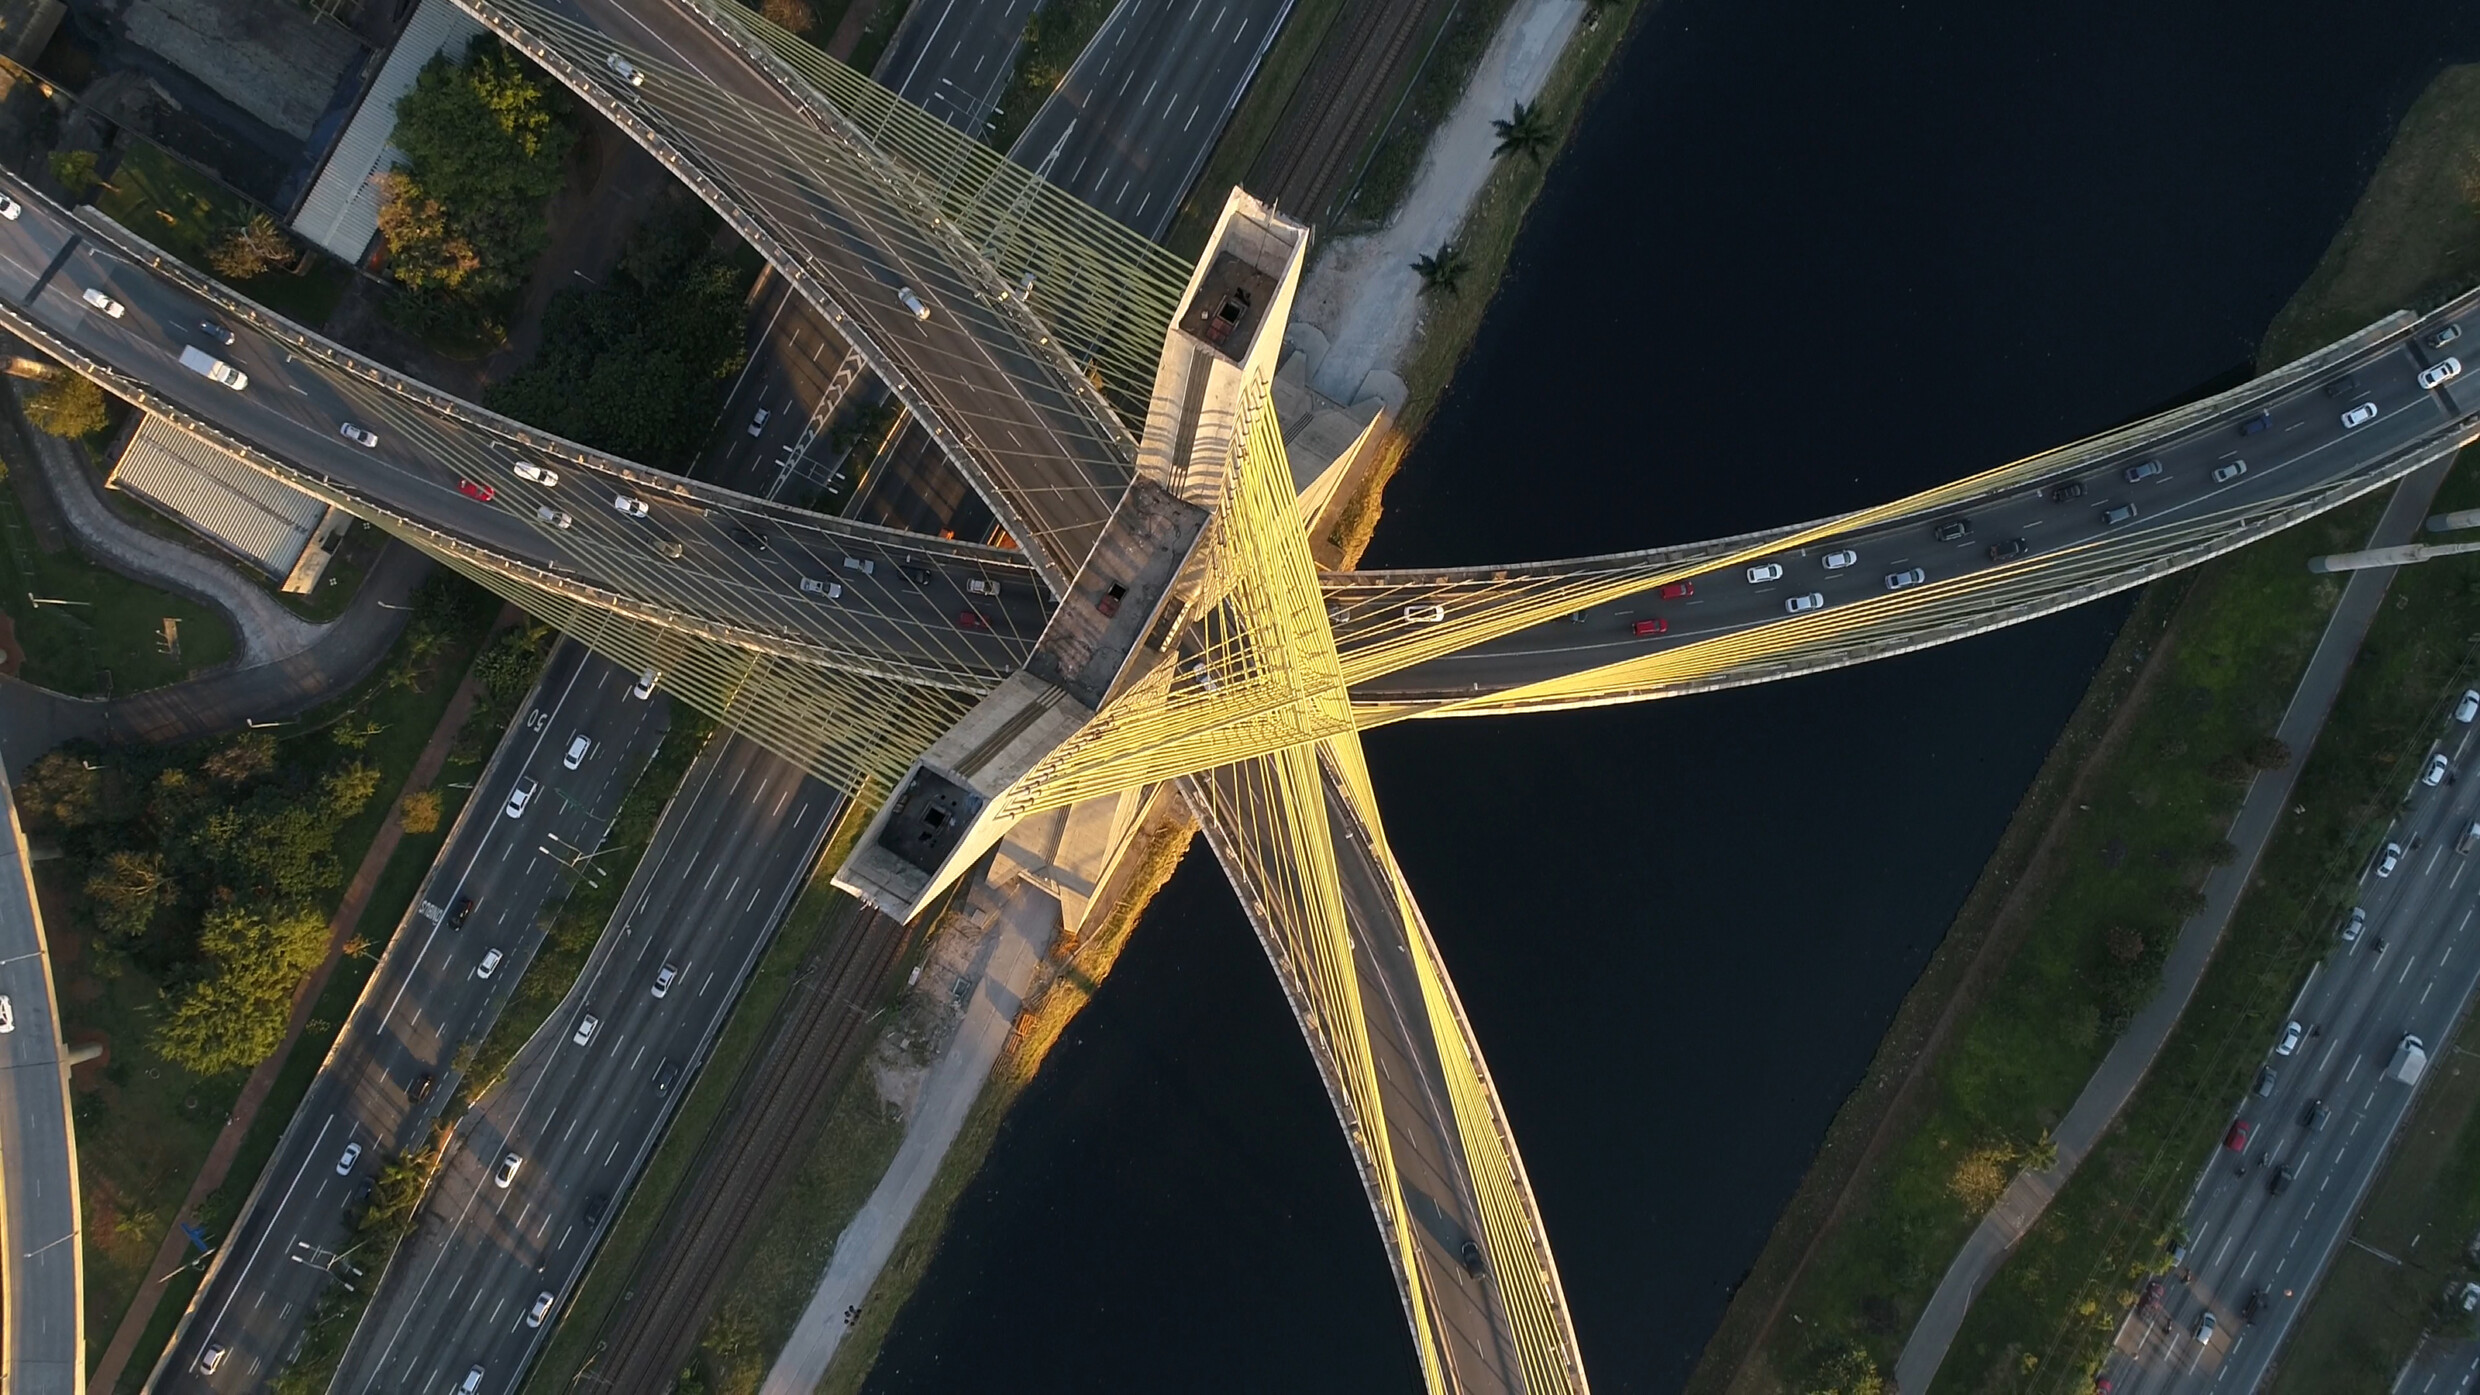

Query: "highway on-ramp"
left=154, top=645, right=667, bottom=1391
left=329, top=736, right=839, bottom=1395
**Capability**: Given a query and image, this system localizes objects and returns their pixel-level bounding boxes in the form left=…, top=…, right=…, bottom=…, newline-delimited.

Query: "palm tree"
left=1410, top=245, right=1469, bottom=296
left=1491, top=101, right=1554, bottom=163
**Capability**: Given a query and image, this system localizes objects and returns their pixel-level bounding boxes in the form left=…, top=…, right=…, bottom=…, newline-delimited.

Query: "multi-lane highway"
left=329, top=735, right=838, bottom=1394
left=154, top=645, right=669, bottom=1390
left=0, top=765, right=83, bottom=1395
left=1011, top=0, right=1296, bottom=236
left=0, top=179, right=1050, bottom=689
left=1336, top=288, right=2480, bottom=708
left=875, top=0, right=1037, bottom=134
left=702, top=273, right=868, bottom=503
left=2100, top=703, right=2480, bottom=1394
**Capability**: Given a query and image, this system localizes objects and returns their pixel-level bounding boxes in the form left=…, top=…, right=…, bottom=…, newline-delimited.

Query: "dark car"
left=900, top=563, right=935, bottom=587
left=730, top=524, right=770, bottom=552
left=2323, top=374, right=2361, bottom=399
left=653, top=1058, right=682, bottom=1093
left=956, top=609, right=987, bottom=631
left=2254, top=1064, right=2277, bottom=1097
left=2239, top=409, right=2272, bottom=436
left=2301, top=1098, right=2330, bottom=1131
left=1988, top=538, right=2030, bottom=562
left=448, top=896, right=474, bottom=928
left=582, top=1194, right=609, bottom=1227
left=197, top=320, right=235, bottom=347
left=408, top=1073, right=435, bottom=1103
left=2241, top=1286, right=2269, bottom=1322
left=2268, top=1165, right=2294, bottom=1196
left=1934, top=517, right=1972, bottom=543
left=2049, top=479, right=2086, bottom=503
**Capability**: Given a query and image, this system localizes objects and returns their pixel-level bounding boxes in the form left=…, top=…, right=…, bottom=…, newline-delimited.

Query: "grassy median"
left=1688, top=59, right=2480, bottom=1395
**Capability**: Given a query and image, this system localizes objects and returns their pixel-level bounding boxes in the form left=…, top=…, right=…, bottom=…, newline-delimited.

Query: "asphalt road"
left=2399, top=1334, right=2480, bottom=1395
left=700, top=273, right=868, bottom=504
left=154, top=645, right=669, bottom=1391
left=0, top=179, right=1050, bottom=689
left=2100, top=714, right=2480, bottom=1395
left=875, top=0, right=1037, bottom=134
left=1011, top=0, right=1297, bottom=236
left=0, top=768, right=82, bottom=1395
left=329, top=735, right=839, bottom=1395
left=1344, top=288, right=2480, bottom=703
left=534, top=0, right=1134, bottom=591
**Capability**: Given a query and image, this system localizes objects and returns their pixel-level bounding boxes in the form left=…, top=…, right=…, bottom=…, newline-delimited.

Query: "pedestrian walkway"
left=1895, top=458, right=2459, bottom=1393
left=86, top=610, right=511, bottom=1391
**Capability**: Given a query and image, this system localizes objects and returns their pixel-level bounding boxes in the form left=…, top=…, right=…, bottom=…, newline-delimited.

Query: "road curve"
left=0, top=763, right=85, bottom=1394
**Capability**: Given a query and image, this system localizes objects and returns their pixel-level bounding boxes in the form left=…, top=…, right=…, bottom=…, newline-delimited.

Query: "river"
left=866, top=0, right=2480, bottom=1388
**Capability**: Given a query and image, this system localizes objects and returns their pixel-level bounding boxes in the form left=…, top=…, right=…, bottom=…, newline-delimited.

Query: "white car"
left=2276, top=1021, right=2304, bottom=1056
left=1745, top=562, right=1784, bottom=583
left=80, top=286, right=123, bottom=317
left=605, top=52, right=643, bottom=86
left=339, top=421, right=378, bottom=448
left=2342, top=906, right=2366, bottom=942
left=2377, top=841, right=2405, bottom=877
left=747, top=407, right=771, bottom=437
left=0, top=995, right=13, bottom=1034
left=2342, top=401, right=2380, bottom=428
left=2427, top=753, right=2452, bottom=787
left=1884, top=567, right=1926, bottom=591
left=527, top=1290, right=557, bottom=1328
left=2212, top=461, right=2248, bottom=483
left=335, top=1141, right=362, bottom=1176
left=897, top=286, right=931, bottom=321
left=572, top=1014, right=600, bottom=1046
left=513, top=462, right=558, bottom=486
left=1785, top=592, right=1825, bottom=615
left=477, top=947, right=503, bottom=979
left=2459, top=689, right=2480, bottom=723
left=563, top=733, right=590, bottom=770
left=652, top=963, right=677, bottom=999
left=1821, top=549, right=1857, bottom=570
left=535, top=505, right=573, bottom=529
left=2419, top=357, right=2463, bottom=391
left=966, top=578, right=1000, bottom=597
left=799, top=577, right=843, bottom=599
left=842, top=556, right=876, bottom=575
left=503, top=776, right=538, bottom=818
left=494, top=1152, right=522, bottom=1188
left=612, top=493, right=649, bottom=519
left=0, top=195, right=21, bottom=220
left=199, top=1343, right=227, bottom=1374
left=1403, top=603, right=1447, bottom=623
left=632, top=668, right=660, bottom=700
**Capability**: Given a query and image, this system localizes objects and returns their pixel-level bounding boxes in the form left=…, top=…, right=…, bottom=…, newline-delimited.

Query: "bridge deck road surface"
left=155, top=645, right=668, bottom=1391
left=0, top=767, right=83, bottom=1393
left=2103, top=720, right=2480, bottom=1395
left=541, top=0, right=1132, bottom=585
left=1354, top=289, right=2480, bottom=703
left=330, top=734, right=841, bottom=1394
left=1011, top=0, right=1298, bottom=237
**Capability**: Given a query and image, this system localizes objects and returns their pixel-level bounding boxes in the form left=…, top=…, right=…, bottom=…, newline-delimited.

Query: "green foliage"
left=1411, top=244, right=1469, bottom=295
left=471, top=621, right=552, bottom=705
left=153, top=902, right=329, bottom=1075
left=377, top=36, right=577, bottom=325
left=208, top=213, right=297, bottom=280
left=23, top=372, right=109, bottom=438
left=48, top=148, right=100, bottom=198
left=1806, top=1344, right=1885, bottom=1395
left=484, top=196, right=759, bottom=468
left=1490, top=100, right=1554, bottom=162
left=14, top=750, right=102, bottom=830
left=83, top=850, right=167, bottom=946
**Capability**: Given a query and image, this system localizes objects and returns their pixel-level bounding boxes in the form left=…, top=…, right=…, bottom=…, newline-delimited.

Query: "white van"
left=179, top=344, right=247, bottom=390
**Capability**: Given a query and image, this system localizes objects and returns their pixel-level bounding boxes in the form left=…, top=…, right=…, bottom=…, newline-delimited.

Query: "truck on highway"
left=178, top=344, right=246, bottom=390
left=2390, top=1034, right=2428, bottom=1086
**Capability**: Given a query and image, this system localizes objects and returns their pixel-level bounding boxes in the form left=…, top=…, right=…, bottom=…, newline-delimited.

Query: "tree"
left=153, top=903, right=327, bottom=1074
left=15, top=751, right=102, bottom=830
left=47, top=149, right=102, bottom=199
left=471, top=624, right=552, bottom=703
left=321, top=761, right=384, bottom=821
left=1410, top=245, right=1469, bottom=296
left=84, top=850, right=167, bottom=944
left=398, top=788, right=443, bottom=835
left=201, top=731, right=278, bottom=785
left=378, top=37, right=578, bottom=301
left=1490, top=101, right=1554, bottom=163
left=760, top=0, right=814, bottom=31
left=23, top=372, right=108, bottom=438
left=207, top=213, right=298, bottom=281
left=374, top=174, right=484, bottom=293
left=1807, top=1344, right=1885, bottom=1395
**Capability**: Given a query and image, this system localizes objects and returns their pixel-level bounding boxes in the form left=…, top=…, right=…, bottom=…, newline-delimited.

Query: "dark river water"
left=868, top=1, right=2480, bottom=1389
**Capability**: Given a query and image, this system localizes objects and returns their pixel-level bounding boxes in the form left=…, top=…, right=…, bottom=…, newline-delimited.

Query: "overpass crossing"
left=61, top=0, right=2480, bottom=1386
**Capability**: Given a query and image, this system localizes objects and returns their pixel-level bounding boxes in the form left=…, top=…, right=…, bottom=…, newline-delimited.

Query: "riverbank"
left=1686, top=60, right=2480, bottom=1395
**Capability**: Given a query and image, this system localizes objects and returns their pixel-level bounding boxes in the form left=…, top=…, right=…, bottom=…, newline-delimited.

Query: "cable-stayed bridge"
left=9, top=0, right=2475, bottom=1386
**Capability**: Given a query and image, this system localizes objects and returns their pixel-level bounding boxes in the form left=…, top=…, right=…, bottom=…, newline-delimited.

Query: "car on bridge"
left=957, top=609, right=989, bottom=630
left=2240, top=409, right=2272, bottom=435
left=2432, top=324, right=2463, bottom=349
left=612, top=493, right=649, bottom=518
left=513, top=462, right=559, bottom=486
left=535, top=505, right=573, bottom=529
left=1632, top=617, right=1666, bottom=636
left=2124, top=459, right=2164, bottom=483
left=1885, top=567, right=1926, bottom=591
left=1934, top=517, right=1971, bottom=542
left=1822, top=549, right=1857, bottom=570
left=79, top=287, right=122, bottom=317
left=1402, top=604, right=1445, bottom=622
left=458, top=478, right=495, bottom=502
left=1785, top=592, right=1825, bottom=614
left=196, top=320, right=233, bottom=346
left=2101, top=502, right=2139, bottom=527
left=1659, top=581, right=1694, bottom=600
left=605, top=52, right=643, bottom=86
left=2048, top=480, right=2085, bottom=503
left=1745, top=563, right=1783, bottom=582
left=898, top=286, right=931, bottom=320
left=800, top=577, right=844, bottom=599
left=2343, top=401, right=2380, bottom=428
left=1988, top=538, right=2029, bottom=562
left=0, top=195, right=20, bottom=221
left=748, top=406, right=770, bottom=436
left=2213, top=460, right=2249, bottom=483
left=339, top=421, right=379, bottom=448
left=2420, top=358, right=2463, bottom=390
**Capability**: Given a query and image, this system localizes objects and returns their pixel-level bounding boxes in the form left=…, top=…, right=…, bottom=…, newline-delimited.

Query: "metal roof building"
left=290, top=0, right=485, bottom=263
left=107, top=416, right=351, bottom=592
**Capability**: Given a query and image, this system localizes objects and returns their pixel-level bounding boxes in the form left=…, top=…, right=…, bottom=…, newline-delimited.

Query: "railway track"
left=1246, top=0, right=1460, bottom=225
left=571, top=903, right=916, bottom=1392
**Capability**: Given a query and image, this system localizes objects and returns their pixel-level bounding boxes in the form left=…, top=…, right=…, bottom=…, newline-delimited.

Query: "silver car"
left=897, top=286, right=931, bottom=321
left=2419, top=357, right=2463, bottom=390
left=1821, top=549, right=1858, bottom=570
left=2342, top=401, right=2379, bottom=428
left=2377, top=841, right=2405, bottom=877
left=1745, top=562, right=1784, bottom=583
left=1884, top=567, right=1926, bottom=591
left=1784, top=592, right=1825, bottom=615
left=503, top=776, right=537, bottom=818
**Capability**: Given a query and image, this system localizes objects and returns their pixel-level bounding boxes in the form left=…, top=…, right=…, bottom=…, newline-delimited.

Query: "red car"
left=2223, top=1119, right=2252, bottom=1151
left=956, top=609, right=987, bottom=631
left=1633, top=617, right=1667, bottom=636
left=1659, top=581, right=1694, bottom=600
left=457, top=478, right=496, bottom=502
